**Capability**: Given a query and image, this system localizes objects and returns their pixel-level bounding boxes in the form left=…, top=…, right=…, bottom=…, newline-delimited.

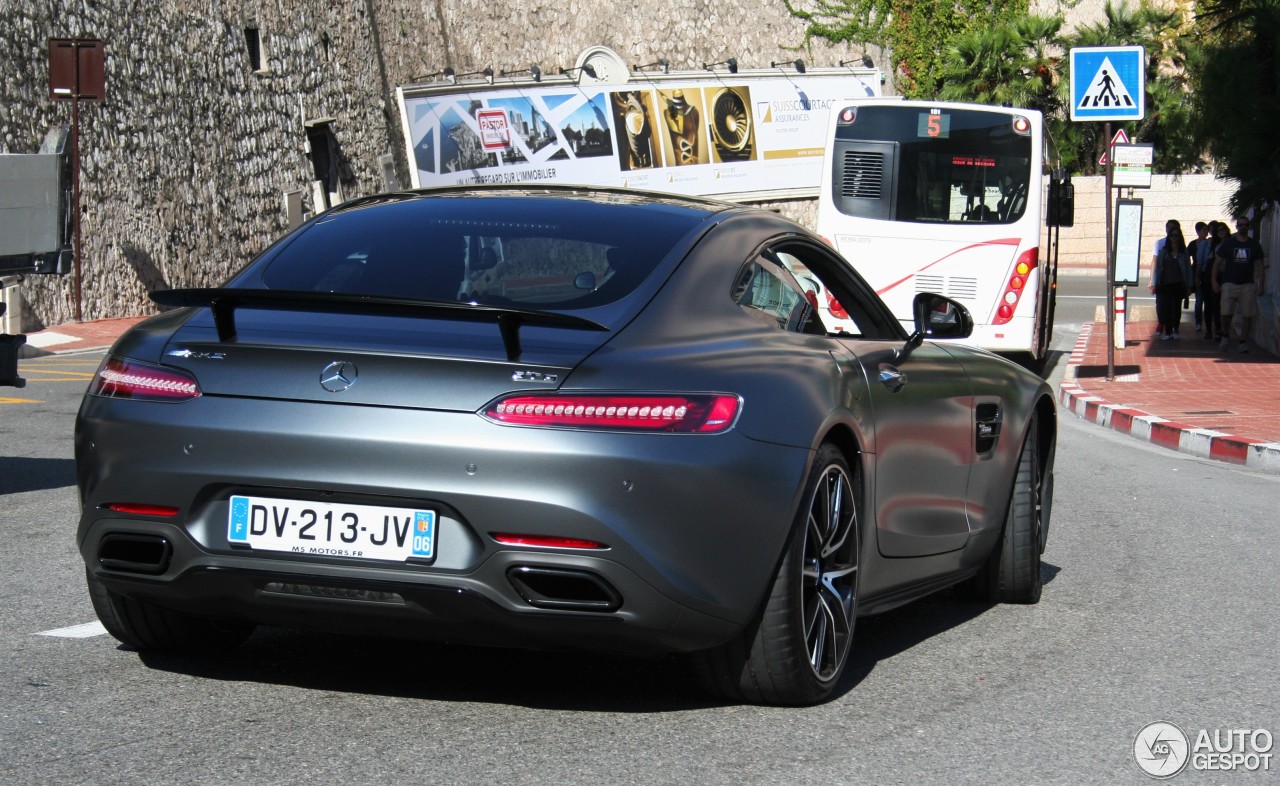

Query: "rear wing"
left=150, top=288, right=609, bottom=362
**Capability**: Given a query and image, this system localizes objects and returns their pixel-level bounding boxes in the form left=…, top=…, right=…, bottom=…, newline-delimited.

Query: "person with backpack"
left=1149, top=220, right=1193, bottom=340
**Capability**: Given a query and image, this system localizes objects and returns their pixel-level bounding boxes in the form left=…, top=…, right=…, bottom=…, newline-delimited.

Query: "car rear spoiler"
left=150, top=288, right=609, bottom=362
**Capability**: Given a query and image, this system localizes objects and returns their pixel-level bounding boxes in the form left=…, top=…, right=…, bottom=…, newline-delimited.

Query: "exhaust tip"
left=507, top=566, right=621, bottom=613
left=98, top=533, right=172, bottom=575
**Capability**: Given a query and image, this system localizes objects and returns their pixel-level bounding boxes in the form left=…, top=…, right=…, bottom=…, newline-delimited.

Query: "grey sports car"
left=76, top=186, right=1055, bottom=705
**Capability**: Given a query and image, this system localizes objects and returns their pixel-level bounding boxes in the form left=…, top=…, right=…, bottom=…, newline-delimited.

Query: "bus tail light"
left=993, top=248, right=1039, bottom=324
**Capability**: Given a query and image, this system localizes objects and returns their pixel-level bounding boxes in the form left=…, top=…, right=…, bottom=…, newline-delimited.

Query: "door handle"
left=878, top=364, right=907, bottom=393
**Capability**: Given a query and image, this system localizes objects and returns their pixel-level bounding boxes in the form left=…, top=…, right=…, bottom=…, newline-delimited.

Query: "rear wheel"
left=695, top=443, right=860, bottom=705
left=87, top=569, right=255, bottom=653
left=961, top=415, right=1043, bottom=604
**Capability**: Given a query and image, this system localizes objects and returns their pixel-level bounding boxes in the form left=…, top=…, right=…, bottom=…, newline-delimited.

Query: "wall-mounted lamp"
left=702, top=57, right=738, bottom=74
left=840, top=55, right=875, bottom=69
left=558, top=63, right=598, bottom=79
left=634, top=58, right=670, bottom=73
left=499, top=64, right=542, bottom=82
left=770, top=59, right=806, bottom=74
left=412, top=68, right=453, bottom=82
left=453, top=66, right=494, bottom=83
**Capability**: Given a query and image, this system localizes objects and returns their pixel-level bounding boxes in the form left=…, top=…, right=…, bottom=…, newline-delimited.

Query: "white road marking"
left=37, top=621, right=107, bottom=638
left=23, top=331, right=77, bottom=349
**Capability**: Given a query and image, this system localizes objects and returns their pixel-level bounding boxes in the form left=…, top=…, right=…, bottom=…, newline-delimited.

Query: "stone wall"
left=1, top=1, right=870, bottom=328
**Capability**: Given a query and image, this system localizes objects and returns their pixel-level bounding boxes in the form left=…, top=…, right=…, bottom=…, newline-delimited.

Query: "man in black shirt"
left=1212, top=216, right=1266, bottom=352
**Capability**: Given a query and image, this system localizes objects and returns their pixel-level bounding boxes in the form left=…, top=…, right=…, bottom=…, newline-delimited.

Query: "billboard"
left=397, top=68, right=881, bottom=200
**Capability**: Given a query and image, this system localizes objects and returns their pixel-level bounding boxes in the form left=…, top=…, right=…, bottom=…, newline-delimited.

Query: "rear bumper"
left=76, top=394, right=811, bottom=653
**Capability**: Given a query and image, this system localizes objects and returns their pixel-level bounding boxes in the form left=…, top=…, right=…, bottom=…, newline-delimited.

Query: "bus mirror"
left=1047, top=171, right=1074, bottom=228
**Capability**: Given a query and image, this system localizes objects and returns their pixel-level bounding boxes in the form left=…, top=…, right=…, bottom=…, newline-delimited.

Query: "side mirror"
left=911, top=292, right=973, bottom=340
left=573, top=272, right=597, bottom=290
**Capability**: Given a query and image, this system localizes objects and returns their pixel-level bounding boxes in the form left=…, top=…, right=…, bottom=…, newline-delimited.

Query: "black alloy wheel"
left=694, top=443, right=860, bottom=705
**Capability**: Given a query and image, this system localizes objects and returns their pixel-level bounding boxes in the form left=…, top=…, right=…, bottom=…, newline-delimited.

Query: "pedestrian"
left=1186, top=221, right=1214, bottom=333
left=1212, top=215, right=1266, bottom=353
left=1149, top=220, right=1192, bottom=340
left=1201, top=221, right=1230, bottom=340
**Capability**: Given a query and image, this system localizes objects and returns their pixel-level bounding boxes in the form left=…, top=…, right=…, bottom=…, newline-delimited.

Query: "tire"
left=86, top=568, right=255, bottom=653
left=694, top=443, right=860, bottom=705
left=961, top=414, right=1043, bottom=604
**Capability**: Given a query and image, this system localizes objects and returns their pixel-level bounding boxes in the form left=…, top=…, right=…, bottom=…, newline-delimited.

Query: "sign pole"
left=48, top=38, right=105, bottom=323
left=1104, top=121, right=1115, bottom=380
left=1069, top=45, right=1145, bottom=382
left=71, top=91, right=82, bottom=322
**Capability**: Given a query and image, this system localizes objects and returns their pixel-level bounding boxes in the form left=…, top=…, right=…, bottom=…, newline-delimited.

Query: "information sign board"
left=1113, top=198, right=1144, bottom=285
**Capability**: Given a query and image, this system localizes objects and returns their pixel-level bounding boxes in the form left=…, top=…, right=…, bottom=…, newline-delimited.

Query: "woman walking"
left=1149, top=220, right=1192, bottom=340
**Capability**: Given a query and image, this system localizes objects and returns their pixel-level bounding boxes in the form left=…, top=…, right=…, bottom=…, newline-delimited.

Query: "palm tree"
left=937, top=14, right=1065, bottom=112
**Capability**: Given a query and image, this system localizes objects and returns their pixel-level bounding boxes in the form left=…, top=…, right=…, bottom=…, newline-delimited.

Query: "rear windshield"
left=256, top=194, right=710, bottom=311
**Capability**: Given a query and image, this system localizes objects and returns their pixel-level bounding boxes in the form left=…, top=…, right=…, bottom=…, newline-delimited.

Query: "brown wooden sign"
left=48, top=38, right=105, bottom=102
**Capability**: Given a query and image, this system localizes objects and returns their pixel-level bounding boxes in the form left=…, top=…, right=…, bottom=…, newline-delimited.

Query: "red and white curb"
left=1058, top=325, right=1280, bottom=473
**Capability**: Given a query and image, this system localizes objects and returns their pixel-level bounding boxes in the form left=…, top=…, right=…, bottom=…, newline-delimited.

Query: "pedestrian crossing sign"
left=1070, top=46, right=1145, bottom=121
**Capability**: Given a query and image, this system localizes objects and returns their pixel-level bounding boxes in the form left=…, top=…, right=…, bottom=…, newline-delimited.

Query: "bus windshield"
left=831, top=105, right=1033, bottom=225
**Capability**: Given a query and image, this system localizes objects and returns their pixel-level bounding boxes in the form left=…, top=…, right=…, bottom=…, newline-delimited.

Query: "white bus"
left=817, top=100, right=1055, bottom=360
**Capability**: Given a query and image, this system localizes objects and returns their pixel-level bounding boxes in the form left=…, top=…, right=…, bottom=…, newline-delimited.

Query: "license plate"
left=228, top=495, right=436, bottom=562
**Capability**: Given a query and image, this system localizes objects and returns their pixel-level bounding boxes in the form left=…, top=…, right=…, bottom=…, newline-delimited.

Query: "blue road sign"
left=1070, top=46, right=1145, bottom=121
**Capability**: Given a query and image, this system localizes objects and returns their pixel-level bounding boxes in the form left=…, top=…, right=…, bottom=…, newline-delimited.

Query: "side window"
left=731, top=257, right=819, bottom=333
left=771, top=248, right=867, bottom=336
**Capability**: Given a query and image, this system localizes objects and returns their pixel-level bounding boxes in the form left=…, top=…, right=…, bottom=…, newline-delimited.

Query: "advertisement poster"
left=399, top=71, right=880, bottom=199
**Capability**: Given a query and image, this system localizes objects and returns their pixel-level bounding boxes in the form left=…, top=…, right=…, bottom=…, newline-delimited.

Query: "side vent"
left=976, top=402, right=1002, bottom=456
left=839, top=151, right=884, bottom=199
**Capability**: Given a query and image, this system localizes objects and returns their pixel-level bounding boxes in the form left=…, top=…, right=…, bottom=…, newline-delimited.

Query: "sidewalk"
left=1059, top=320, right=1280, bottom=473
left=16, top=313, right=1280, bottom=473
left=19, top=316, right=148, bottom=356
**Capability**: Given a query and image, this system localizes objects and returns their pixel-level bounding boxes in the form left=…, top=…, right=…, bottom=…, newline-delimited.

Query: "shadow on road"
left=0, top=456, right=76, bottom=494
left=133, top=562, right=1063, bottom=712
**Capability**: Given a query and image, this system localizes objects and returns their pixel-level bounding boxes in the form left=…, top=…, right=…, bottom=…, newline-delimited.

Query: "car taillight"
left=483, top=393, right=740, bottom=433
left=490, top=533, right=608, bottom=550
left=88, top=357, right=201, bottom=401
left=105, top=503, right=180, bottom=517
left=993, top=248, right=1039, bottom=325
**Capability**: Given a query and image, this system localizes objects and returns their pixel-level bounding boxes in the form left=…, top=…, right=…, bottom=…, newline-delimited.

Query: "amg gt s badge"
left=512, top=370, right=558, bottom=383
left=320, top=361, right=358, bottom=392
left=166, top=348, right=226, bottom=360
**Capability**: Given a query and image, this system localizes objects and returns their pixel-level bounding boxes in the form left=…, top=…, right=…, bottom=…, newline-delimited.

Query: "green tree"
left=936, top=15, right=1065, bottom=112
left=1067, top=1, right=1199, bottom=175
left=932, top=1, right=1202, bottom=175
left=1193, top=0, right=1280, bottom=214
left=785, top=0, right=1028, bottom=98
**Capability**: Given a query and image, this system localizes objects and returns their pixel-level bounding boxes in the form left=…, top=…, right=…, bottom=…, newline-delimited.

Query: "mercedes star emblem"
left=319, top=361, right=358, bottom=392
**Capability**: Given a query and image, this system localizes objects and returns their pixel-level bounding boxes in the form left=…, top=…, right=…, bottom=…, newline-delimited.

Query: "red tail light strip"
left=483, top=393, right=740, bottom=433
left=89, top=357, right=201, bottom=401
